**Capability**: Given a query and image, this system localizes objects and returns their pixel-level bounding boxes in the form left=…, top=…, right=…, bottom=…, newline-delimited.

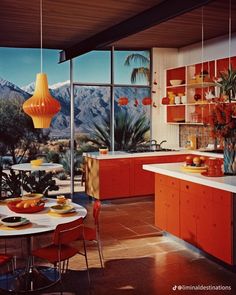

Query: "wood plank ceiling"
left=1, top=0, right=235, bottom=56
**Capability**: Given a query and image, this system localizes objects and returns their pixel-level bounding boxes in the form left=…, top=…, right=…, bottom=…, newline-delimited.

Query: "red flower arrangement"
left=206, top=101, right=236, bottom=139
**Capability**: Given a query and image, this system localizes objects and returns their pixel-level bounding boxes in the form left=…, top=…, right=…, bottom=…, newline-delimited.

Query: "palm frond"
left=131, top=67, right=150, bottom=84
left=124, top=53, right=149, bottom=66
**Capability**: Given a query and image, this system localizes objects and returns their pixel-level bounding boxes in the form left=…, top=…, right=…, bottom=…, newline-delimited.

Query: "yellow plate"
left=50, top=204, right=74, bottom=214
left=181, top=165, right=208, bottom=173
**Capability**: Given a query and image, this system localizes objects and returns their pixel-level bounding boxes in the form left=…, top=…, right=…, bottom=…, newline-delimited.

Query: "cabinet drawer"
left=156, top=174, right=179, bottom=189
left=180, top=180, right=211, bottom=197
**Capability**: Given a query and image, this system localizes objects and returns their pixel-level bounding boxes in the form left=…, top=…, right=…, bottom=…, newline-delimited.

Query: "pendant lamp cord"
left=40, top=0, right=43, bottom=73
left=201, top=6, right=204, bottom=97
left=201, top=6, right=204, bottom=74
left=229, top=0, right=231, bottom=67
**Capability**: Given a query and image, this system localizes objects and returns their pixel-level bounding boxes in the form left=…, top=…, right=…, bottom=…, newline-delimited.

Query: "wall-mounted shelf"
left=165, top=56, right=236, bottom=125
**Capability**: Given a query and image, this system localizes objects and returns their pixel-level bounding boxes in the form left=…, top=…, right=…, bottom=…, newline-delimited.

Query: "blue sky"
left=0, top=48, right=149, bottom=87
left=0, top=48, right=68, bottom=87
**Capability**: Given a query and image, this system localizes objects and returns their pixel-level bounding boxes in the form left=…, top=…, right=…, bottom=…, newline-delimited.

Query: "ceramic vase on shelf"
left=224, top=137, right=236, bottom=175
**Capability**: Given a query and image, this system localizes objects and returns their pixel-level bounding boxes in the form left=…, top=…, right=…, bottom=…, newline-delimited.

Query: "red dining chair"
left=31, top=218, right=90, bottom=289
left=78, top=200, right=104, bottom=269
left=0, top=253, right=16, bottom=290
left=0, top=253, right=15, bottom=271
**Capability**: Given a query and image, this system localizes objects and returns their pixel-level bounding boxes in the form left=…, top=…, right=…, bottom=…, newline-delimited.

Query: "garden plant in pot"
left=214, top=66, right=236, bottom=102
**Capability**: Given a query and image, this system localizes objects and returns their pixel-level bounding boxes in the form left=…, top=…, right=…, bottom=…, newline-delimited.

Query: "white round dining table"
left=0, top=198, right=87, bottom=237
left=0, top=198, right=87, bottom=293
left=11, top=162, right=63, bottom=173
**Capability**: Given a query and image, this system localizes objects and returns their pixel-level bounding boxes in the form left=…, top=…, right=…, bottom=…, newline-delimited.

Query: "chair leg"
left=97, top=240, right=104, bottom=269
left=82, top=239, right=91, bottom=285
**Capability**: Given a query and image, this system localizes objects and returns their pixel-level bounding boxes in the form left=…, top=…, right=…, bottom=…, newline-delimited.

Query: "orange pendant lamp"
left=23, top=0, right=60, bottom=128
left=23, top=73, right=61, bottom=128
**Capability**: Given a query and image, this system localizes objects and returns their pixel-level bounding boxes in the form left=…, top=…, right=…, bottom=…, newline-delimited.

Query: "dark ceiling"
left=1, top=0, right=235, bottom=60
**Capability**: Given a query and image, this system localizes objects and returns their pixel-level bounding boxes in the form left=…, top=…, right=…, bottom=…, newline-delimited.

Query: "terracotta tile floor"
left=1, top=194, right=236, bottom=294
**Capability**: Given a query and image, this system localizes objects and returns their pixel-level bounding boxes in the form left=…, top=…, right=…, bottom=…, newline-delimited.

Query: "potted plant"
left=214, top=66, right=236, bottom=102
left=206, top=100, right=236, bottom=174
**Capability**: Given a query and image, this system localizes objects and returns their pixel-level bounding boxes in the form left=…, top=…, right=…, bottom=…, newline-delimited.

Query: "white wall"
left=152, top=48, right=179, bottom=148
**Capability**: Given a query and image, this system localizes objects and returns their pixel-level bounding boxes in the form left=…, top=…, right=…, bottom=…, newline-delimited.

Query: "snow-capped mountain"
left=0, top=77, right=30, bottom=100
left=0, top=77, right=150, bottom=138
left=21, top=81, right=35, bottom=94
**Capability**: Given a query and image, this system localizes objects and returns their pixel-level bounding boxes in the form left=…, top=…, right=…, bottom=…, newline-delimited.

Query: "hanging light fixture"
left=23, top=0, right=61, bottom=128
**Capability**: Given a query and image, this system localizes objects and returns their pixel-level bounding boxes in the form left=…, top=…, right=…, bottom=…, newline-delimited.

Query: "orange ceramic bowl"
left=7, top=200, right=45, bottom=213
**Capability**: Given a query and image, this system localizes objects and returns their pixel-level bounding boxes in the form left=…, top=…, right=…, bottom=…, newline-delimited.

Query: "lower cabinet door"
left=99, top=159, right=131, bottom=199
left=196, top=193, right=213, bottom=253
left=166, top=188, right=180, bottom=236
left=180, top=191, right=197, bottom=245
left=155, top=184, right=168, bottom=230
left=210, top=190, right=232, bottom=264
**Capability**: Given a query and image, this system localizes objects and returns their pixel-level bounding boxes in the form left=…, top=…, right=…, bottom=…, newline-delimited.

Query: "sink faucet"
left=159, top=140, right=167, bottom=148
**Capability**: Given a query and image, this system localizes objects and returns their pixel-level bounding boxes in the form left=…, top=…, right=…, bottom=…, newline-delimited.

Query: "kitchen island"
left=83, top=150, right=223, bottom=200
left=143, top=162, right=236, bottom=266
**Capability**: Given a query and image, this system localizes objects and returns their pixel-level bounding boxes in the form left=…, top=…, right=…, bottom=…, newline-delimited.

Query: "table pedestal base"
left=0, top=267, right=60, bottom=293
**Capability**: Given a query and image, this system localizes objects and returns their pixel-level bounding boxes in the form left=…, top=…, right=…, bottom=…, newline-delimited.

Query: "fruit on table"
left=16, top=199, right=44, bottom=208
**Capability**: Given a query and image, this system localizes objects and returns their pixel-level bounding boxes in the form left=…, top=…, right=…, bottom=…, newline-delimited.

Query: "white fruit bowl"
left=170, top=80, right=183, bottom=86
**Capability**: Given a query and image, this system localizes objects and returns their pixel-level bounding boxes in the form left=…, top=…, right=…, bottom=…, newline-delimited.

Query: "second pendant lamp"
left=23, top=0, right=60, bottom=128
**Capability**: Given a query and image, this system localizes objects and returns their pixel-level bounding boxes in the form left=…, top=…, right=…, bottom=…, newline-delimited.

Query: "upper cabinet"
left=164, top=56, right=236, bottom=124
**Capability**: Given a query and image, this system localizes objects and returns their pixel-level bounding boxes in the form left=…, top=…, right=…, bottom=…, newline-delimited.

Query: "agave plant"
left=214, top=66, right=236, bottom=102
left=124, top=53, right=150, bottom=84
left=89, top=109, right=150, bottom=150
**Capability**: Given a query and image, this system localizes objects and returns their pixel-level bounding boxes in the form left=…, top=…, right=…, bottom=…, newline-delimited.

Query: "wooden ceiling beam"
left=59, top=0, right=214, bottom=62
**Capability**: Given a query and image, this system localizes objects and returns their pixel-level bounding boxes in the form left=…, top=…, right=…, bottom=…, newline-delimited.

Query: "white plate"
left=0, top=216, right=29, bottom=227
left=50, top=204, right=75, bottom=214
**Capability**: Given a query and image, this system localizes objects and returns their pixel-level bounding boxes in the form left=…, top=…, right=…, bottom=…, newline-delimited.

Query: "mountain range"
left=0, top=77, right=150, bottom=138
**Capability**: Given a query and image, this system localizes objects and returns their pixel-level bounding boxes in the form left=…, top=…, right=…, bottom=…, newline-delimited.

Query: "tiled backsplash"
left=179, top=125, right=214, bottom=148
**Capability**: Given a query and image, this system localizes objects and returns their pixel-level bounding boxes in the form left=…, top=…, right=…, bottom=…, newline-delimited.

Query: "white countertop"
left=143, top=162, right=236, bottom=194
left=83, top=149, right=223, bottom=160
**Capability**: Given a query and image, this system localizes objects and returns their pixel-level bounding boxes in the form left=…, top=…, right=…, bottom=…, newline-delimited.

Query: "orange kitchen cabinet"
left=180, top=180, right=233, bottom=264
left=134, top=157, right=166, bottom=196
left=99, top=159, right=132, bottom=199
left=195, top=189, right=213, bottom=253
left=155, top=180, right=168, bottom=230
left=155, top=174, right=180, bottom=236
left=155, top=174, right=234, bottom=264
left=166, top=188, right=180, bottom=236
left=134, top=154, right=186, bottom=196
left=180, top=191, right=197, bottom=245
left=209, top=189, right=232, bottom=264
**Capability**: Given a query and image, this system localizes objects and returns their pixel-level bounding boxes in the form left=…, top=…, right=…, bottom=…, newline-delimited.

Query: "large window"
left=73, top=51, right=111, bottom=84
left=114, top=50, right=150, bottom=85
left=73, top=49, right=151, bottom=151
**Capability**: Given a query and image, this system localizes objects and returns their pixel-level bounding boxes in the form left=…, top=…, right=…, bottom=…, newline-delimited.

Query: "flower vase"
left=224, top=137, right=236, bottom=175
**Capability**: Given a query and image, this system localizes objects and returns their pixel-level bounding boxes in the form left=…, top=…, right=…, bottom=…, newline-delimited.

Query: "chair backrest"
left=93, top=200, right=101, bottom=226
left=53, top=217, right=84, bottom=245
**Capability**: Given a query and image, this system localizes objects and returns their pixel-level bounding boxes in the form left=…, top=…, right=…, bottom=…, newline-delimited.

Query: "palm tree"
left=124, top=53, right=150, bottom=84
left=89, top=109, right=150, bottom=150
